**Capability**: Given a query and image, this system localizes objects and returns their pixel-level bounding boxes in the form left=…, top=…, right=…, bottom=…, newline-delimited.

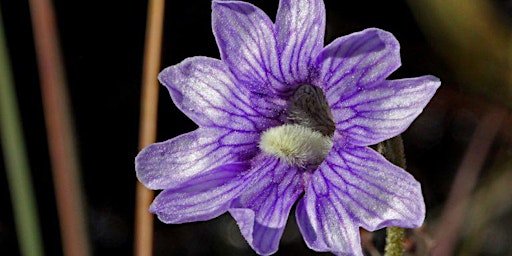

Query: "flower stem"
left=385, top=227, right=405, bottom=256
left=28, top=0, right=91, bottom=255
left=377, top=136, right=406, bottom=256
left=0, top=7, right=44, bottom=256
left=134, top=0, right=165, bottom=255
left=376, top=135, right=406, bottom=168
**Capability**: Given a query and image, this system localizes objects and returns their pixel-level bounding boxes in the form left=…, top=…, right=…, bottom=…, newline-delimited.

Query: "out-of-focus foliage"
left=407, top=0, right=512, bottom=107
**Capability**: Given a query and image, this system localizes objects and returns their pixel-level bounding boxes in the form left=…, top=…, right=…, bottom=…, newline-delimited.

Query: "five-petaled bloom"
left=135, top=0, right=440, bottom=255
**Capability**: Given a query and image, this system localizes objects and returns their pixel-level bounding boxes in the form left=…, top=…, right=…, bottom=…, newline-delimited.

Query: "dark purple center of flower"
left=287, top=85, right=335, bottom=137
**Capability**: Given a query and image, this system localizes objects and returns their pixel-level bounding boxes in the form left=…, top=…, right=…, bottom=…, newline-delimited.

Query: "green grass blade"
left=0, top=6, right=44, bottom=256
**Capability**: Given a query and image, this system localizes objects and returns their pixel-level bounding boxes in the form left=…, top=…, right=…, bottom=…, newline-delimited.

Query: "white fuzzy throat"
left=259, top=124, right=333, bottom=167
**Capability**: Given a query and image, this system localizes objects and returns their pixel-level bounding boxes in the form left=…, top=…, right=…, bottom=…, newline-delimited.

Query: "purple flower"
left=135, top=0, right=440, bottom=255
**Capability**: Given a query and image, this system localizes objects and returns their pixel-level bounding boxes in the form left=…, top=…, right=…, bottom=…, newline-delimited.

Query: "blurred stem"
left=134, top=0, right=165, bottom=255
left=0, top=7, right=44, bottom=256
left=28, top=0, right=91, bottom=255
left=377, top=136, right=406, bottom=256
left=432, top=108, right=505, bottom=255
left=460, top=145, right=512, bottom=254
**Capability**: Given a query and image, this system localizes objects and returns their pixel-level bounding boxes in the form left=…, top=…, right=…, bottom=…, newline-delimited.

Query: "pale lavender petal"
left=212, top=1, right=286, bottom=95
left=295, top=194, right=363, bottom=256
left=229, top=155, right=304, bottom=255
left=331, top=75, right=440, bottom=145
left=275, top=0, right=325, bottom=84
left=229, top=210, right=285, bottom=256
left=135, top=127, right=258, bottom=190
left=295, top=142, right=425, bottom=255
left=159, top=56, right=283, bottom=132
left=316, top=142, right=425, bottom=231
left=150, top=162, right=255, bottom=224
left=315, top=28, right=401, bottom=104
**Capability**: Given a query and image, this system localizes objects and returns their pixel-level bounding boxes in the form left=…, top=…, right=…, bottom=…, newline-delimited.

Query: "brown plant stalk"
left=134, top=0, right=165, bottom=255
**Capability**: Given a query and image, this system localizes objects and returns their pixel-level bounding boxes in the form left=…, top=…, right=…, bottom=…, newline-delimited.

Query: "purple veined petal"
left=150, top=162, right=255, bottom=224
left=229, top=155, right=304, bottom=255
left=159, top=56, right=283, bottom=132
left=316, top=142, right=425, bottom=232
left=332, top=75, right=440, bottom=146
left=135, top=127, right=259, bottom=190
left=212, top=1, right=286, bottom=96
left=314, top=28, right=401, bottom=102
left=295, top=193, right=363, bottom=256
left=295, top=142, right=425, bottom=255
left=275, top=0, right=326, bottom=85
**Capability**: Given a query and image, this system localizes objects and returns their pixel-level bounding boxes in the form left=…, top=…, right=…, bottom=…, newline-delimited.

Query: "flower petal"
left=295, top=194, right=363, bottom=256
left=150, top=162, right=254, bottom=224
left=229, top=155, right=304, bottom=255
left=275, top=0, right=325, bottom=84
left=159, top=56, right=282, bottom=131
left=296, top=143, right=425, bottom=255
left=212, top=1, right=285, bottom=95
left=315, top=28, right=401, bottom=102
left=135, top=128, right=258, bottom=190
left=229, top=209, right=284, bottom=256
left=318, top=143, right=425, bottom=231
left=331, top=75, right=440, bottom=145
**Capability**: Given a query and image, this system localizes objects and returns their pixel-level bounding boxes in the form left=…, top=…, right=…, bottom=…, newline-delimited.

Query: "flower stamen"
left=259, top=84, right=336, bottom=167
left=259, top=124, right=332, bottom=167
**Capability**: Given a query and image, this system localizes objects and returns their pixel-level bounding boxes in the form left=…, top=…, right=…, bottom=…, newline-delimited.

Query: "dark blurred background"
left=1, top=0, right=511, bottom=255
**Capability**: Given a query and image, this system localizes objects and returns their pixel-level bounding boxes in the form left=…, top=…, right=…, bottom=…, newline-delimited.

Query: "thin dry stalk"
left=27, top=0, right=90, bottom=255
left=134, top=0, right=165, bottom=255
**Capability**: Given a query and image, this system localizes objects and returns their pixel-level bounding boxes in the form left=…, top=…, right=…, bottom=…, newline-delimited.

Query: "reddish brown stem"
left=28, top=0, right=91, bottom=255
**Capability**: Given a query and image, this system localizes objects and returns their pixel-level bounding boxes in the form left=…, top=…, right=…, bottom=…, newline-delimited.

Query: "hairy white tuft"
left=259, top=124, right=333, bottom=167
